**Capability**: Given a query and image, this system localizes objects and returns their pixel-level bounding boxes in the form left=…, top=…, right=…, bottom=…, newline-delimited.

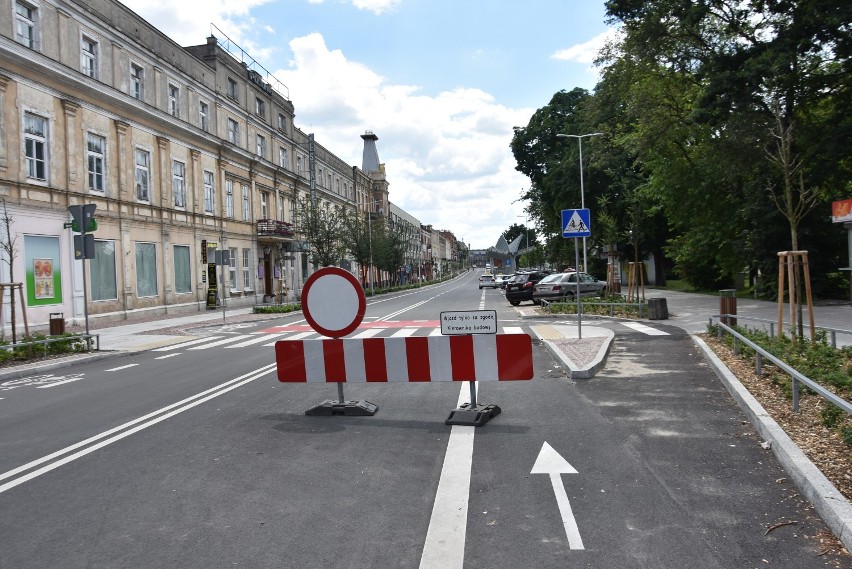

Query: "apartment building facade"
left=0, top=0, right=403, bottom=331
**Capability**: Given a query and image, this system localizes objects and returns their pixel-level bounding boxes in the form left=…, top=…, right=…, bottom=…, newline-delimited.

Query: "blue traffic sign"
left=561, top=209, right=591, bottom=238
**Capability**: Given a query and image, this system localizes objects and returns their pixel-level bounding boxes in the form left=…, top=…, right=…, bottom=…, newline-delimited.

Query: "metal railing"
left=712, top=313, right=852, bottom=348
left=0, top=334, right=100, bottom=357
left=710, top=317, right=851, bottom=415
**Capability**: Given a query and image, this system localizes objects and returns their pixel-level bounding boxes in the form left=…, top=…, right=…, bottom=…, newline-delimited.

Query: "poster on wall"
left=25, top=235, right=62, bottom=306
left=34, top=258, right=54, bottom=299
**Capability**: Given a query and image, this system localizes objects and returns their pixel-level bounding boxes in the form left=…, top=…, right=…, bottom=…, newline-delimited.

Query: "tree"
left=0, top=199, right=20, bottom=342
left=296, top=195, right=347, bottom=268
left=340, top=209, right=374, bottom=286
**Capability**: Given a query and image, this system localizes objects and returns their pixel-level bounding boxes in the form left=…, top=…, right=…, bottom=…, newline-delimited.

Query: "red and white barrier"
left=276, top=334, right=533, bottom=383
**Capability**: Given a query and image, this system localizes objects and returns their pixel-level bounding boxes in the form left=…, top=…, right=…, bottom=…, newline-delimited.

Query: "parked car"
left=495, top=274, right=514, bottom=289
left=505, top=270, right=551, bottom=305
left=479, top=273, right=499, bottom=289
left=532, top=271, right=606, bottom=302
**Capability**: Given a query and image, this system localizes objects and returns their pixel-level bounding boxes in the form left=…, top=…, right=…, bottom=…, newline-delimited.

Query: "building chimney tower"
left=361, top=131, right=381, bottom=173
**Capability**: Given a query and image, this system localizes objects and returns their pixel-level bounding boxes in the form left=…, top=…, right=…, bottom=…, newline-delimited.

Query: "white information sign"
left=440, top=310, right=497, bottom=335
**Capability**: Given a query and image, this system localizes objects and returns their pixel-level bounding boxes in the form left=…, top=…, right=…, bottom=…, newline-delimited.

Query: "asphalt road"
left=0, top=271, right=847, bottom=568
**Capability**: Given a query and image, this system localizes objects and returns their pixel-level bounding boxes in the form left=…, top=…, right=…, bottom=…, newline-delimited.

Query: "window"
left=318, top=168, right=323, bottom=186
left=328, top=173, right=333, bottom=189
left=203, top=170, right=215, bottom=213
left=168, top=84, right=179, bottom=117
left=225, top=179, right=235, bottom=218
left=260, top=192, right=269, bottom=219
left=90, top=240, right=117, bottom=301
left=130, top=63, right=144, bottom=100
left=172, top=160, right=186, bottom=208
left=198, top=101, right=209, bottom=132
left=135, top=242, right=158, bottom=297
left=14, top=1, right=37, bottom=49
left=81, top=36, right=98, bottom=79
left=296, top=156, right=302, bottom=175
left=227, top=77, right=238, bottom=100
left=173, top=245, right=191, bottom=293
left=135, top=148, right=150, bottom=201
left=277, top=113, right=286, bottom=131
left=279, top=147, right=288, bottom=169
left=256, top=134, right=265, bottom=157
left=278, top=193, right=285, bottom=221
left=336, top=178, right=341, bottom=195
left=24, top=113, right=47, bottom=181
left=241, top=184, right=250, bottom=221
left=242, top=249, right=251, bottom=289
left=255, top=97, right=265, bottom=117
left=229, top=247, right=238, bottom=289
left=227, top=118, right=238, bottom=144
left=86, top=133, right=105, bottom=192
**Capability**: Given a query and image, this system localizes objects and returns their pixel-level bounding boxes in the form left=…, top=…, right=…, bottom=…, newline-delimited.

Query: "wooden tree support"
left=0, top=282, right=29, bottom=338
left=777, top=251, right=815, bottom=339
left=626, top=262, right=645, bottom=303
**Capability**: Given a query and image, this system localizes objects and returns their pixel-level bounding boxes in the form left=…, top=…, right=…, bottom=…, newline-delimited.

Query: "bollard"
left=719, top=289, right=737, bottom=326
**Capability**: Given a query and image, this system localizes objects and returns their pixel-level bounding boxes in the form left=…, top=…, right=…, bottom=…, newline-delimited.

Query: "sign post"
left=68, top=204, right=96, bottom=348
left=300, top=267, right=376, bottom=416
left=562, top=209, right=591, bottom=339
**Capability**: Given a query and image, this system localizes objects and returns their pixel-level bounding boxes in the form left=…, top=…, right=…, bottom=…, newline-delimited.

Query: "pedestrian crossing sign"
left=562, top=208, right=591, bottom=238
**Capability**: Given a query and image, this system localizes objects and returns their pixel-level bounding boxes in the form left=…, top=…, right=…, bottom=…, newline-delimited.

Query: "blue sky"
left=122, top=0, right=613, bottom=248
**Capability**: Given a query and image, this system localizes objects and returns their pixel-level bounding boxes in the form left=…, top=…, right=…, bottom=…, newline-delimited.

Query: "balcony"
left=257, top=219, right=295, bottom=239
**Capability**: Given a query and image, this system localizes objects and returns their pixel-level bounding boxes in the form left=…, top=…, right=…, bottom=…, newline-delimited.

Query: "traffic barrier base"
left=445, top=403, right=501, bottom=427
left=305, top=399, right=378, bottom=416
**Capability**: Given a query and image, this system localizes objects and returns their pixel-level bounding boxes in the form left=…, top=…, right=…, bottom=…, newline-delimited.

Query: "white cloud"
left=274, top=33, right=532, bottom=248
left=351, top=0, right=402, bottom=15
left=551, top=28, right=619, bottom=64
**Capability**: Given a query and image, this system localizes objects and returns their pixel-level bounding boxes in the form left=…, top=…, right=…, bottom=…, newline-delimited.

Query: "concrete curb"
left=534, top=328, right=615, bottom=380
left=693, top=335, right=852, bottom=552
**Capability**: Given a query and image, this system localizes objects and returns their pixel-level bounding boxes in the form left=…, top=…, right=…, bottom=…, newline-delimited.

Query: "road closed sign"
left=440, top=310, right=497, bottom=335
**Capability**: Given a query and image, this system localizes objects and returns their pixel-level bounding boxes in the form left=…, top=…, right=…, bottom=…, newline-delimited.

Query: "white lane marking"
left=502, top=326, right=523, bottom=334
left=105, top=364, right=139, bottom=372
left=531, top=442, right=584, bottom=550
left=390, top=328, right=417, bottom=338
left=154, top=353, right=181, bottom=360
left=479, top=289, right=486, bottom=310
left=226, top=333, right=287, bottom=348
left=428, top=328, right=443, bottom=337
left=152, top=336, right=222, bottom=351
left=0, top=363, right=277, bottom=494
left=419, top=382, right=477, bottom=569
left=35, top=377, right=85, bottom=388
left=621, top=321, right=670, bottom=336
left=187, top=335, right=255, bottom=349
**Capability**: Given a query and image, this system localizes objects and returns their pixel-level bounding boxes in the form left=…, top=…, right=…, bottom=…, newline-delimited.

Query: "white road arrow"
left=531, top=441, right=584, bottom=550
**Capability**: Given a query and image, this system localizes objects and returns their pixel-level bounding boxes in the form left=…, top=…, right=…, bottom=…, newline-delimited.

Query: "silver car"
left=532, top=271, right=605, bottom=301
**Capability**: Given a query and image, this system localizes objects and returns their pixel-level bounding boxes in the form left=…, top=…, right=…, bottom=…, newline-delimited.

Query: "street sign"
left=440, top=310, right=497, bottom=335
left=68, top=204, right=96, bottom=233
left=301, top=267, right=365, bottom=338
left=562, top=208, right=591, bottom=238
left=73, top=234, right=95, bottom=260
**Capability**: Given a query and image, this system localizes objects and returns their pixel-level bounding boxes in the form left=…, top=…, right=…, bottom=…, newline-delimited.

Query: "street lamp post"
left=557, top=132, right=603, bottom=272
left=517, top=214, right=530, bottom=269
left=366, top=200, right=379, bottom=296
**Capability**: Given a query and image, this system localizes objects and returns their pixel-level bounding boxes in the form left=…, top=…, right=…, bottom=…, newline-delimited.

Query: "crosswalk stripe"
left=226, top=333, right=287, bottom=348
left=391, top=328, right=417, bottom=338
left=502, top=326, right=523, bottom=334
left=429, top=328, right=443, bottom=337
left=352, top=328, right=386, bottom=339
left=621, top=322, right=670, bottom=336
left=187, top=335, right=256, bottom=349
left=262, top=330, right=316, bottom=347
left=152, top=336, right=223, bottom=351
